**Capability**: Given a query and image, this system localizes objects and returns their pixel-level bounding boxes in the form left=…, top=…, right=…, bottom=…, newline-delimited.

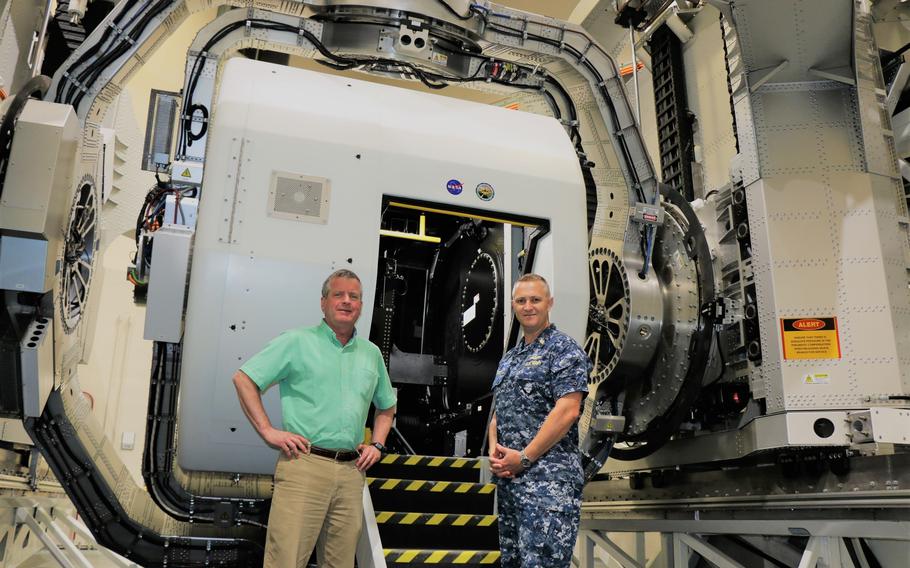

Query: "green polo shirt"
left=241, top=320, right=396, bottom=450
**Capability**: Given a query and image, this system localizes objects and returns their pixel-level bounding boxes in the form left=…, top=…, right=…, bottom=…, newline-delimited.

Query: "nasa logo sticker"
left=476, top=182, right=495, bottom=201
left=446, top=179, right=463, bottom=196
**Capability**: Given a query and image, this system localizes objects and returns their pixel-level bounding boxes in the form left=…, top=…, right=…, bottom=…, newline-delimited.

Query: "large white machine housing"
left=177, top=58, right=589, bottom=474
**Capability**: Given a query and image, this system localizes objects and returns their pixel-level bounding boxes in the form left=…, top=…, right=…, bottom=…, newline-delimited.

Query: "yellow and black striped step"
left=367, top=478, right=495, bottom=515
left=384, top=548, right=500, bottom=566
left=367, top=478, right=494, bottom=494
left=376, top=511, right=497, bottom=527
left=371, top=454, right=484, bottom=482
left=374, top=511, right=498, bottom=549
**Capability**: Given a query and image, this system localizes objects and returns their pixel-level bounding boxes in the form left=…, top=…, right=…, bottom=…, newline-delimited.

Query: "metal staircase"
left=368, top=455, right=500, bottom=567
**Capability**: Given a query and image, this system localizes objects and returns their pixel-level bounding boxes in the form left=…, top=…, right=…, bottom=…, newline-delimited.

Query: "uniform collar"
left=519, top=323, right=556, bottom=349
left=319, top=319, right=357, bottom=347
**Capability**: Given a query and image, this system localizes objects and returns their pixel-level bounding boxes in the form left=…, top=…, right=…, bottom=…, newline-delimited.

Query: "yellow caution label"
left=802, top=373, right=831, bottom=385
left=180, top=168, right=193, bottom=178
left=780, top=317, right=841, bottom=360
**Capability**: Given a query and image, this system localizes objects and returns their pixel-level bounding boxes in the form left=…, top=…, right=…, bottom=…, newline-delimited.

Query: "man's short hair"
left=322, top=269, right=362, bottom=298
left=512, top=273, right=551, bottom=297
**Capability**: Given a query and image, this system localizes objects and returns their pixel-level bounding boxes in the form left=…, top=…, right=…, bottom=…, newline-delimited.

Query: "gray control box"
left=144, top=225, right=194, bottom=342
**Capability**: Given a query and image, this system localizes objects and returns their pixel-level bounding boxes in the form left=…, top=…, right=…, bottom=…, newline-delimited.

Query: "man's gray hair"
left=321, top=269, right=362, bottom=298
left=512, top=273, right=551, bottom=297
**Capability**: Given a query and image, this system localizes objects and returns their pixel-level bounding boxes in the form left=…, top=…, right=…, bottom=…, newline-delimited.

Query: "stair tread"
left=370, top=455, right=486, bottom=482
left=379, top=454, right=484, bottom=467
left=367, top=477, right=494, bottom=493
left=384, top=548, right=500, bottom=564
left=375, top=511, right=497, bottom=526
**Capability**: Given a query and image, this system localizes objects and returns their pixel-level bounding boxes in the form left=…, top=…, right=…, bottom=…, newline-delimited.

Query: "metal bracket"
left=593, top=414, right=626, bottom=433
left=702, top=297, right=736, bottom=327
left=847, top=408, right=910, bottom=445
left=630, top=202, right=664, bottom=226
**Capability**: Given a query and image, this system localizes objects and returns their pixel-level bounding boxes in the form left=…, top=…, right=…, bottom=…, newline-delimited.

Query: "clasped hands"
left=489, top=443, right=525, bottom=478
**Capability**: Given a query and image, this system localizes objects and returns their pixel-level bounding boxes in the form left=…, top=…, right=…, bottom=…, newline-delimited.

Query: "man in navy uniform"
left=488, top=273, right=591, bottom=568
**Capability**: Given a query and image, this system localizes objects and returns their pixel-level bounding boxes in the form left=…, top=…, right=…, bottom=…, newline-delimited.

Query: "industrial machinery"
left=0, top=0, right=908, bottom=566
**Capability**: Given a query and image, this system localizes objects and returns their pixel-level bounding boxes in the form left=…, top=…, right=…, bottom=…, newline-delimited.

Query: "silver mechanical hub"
left=623, top=204, right=700, bottom=437
left=586, top=202, right=700, bottom=437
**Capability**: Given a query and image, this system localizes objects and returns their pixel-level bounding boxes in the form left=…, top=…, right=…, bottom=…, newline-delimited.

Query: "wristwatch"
left=519, top=450, right=532, bottom=469
left=371, top=441, right=387, bottom=454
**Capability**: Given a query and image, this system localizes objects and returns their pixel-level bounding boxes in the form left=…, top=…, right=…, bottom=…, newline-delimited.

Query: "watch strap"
left=519, top=450, right=532, bottom=468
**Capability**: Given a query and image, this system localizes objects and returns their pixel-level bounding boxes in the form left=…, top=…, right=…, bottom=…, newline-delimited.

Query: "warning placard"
left=780, top=317, right=841, bottom=360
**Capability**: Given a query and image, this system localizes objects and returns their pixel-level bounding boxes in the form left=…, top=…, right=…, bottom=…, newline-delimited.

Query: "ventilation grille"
left=268, top=172, right=330, bottom=224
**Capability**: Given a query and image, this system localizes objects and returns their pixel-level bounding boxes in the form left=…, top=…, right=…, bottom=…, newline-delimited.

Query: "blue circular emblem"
left=446, top=179, right=463, bottom=195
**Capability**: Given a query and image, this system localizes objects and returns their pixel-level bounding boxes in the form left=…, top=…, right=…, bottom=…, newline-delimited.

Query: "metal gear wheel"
left=584, top=247, right=630, bottom=386
left=60, top=175, right=99, bottom=334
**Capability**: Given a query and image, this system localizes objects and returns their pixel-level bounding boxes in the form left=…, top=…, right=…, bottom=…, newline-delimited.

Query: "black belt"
left=309, top=445, right=359, bottom=462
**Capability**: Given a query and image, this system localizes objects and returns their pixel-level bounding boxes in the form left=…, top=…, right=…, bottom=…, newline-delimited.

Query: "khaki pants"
left=264, top=453, right=365, bottom=568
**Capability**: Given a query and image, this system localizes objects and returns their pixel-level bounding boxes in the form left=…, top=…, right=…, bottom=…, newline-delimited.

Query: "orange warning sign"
left=780, top=317, right=841, bottom=360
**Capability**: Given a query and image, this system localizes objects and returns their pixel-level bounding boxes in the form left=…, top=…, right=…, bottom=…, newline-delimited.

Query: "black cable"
left=55, top=0, right=142, bottom=102
left=69, top=0, right=172, bottom=108
left=66, top=2, right=155, bottom=103
left=488, top=20, right=648, bottom=203
left=435, top=0, right=475, bottom=21
left=72, top=0, right=172, bottom=104
left=184, top=104, right=208, bottom=147
left=177, top=17, right=563, bottom=155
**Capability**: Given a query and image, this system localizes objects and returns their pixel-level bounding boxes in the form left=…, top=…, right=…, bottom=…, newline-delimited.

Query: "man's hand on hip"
left=355, top=444, right=381, bottom=472
left=263, top=427, right=310, bottom=459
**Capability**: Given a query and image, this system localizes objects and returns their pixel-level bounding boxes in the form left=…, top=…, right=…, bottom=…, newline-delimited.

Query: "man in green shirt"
left=233, top=269, right=397, bottom=568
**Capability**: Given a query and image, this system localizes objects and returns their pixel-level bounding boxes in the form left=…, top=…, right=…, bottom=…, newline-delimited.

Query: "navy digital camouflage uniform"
left=492, top=324, right=591, bottom=568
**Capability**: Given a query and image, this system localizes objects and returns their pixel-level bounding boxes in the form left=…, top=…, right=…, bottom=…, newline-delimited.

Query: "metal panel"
left=868, top=407, right=910, bottom=444
left=0, top=417, right=31, bottom=444
left=746, top=173, right=907, bottom=410
left=20, top=317, right=53, bottom=418
left=0, top=236, right=48, bottom=292
left=734, top=0, right=852, bottom=85
left=603, top=410, right=855, bottom=473
left=0, top=100, right=79, bottom=238
left=141, top=89, right=180, bottom=171
left=684, top=6, right=738, bottom=194
left=143, top=226, right=193, bottom=342
left=268, top=171, right=330, bottom=224
left=177, top=59, right=589, bottom=474
left=752, top=83, right=863, bottom=177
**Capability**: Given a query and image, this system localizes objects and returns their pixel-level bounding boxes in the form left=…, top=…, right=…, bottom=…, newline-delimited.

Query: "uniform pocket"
left=516, top=378, right=549, bottom=406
